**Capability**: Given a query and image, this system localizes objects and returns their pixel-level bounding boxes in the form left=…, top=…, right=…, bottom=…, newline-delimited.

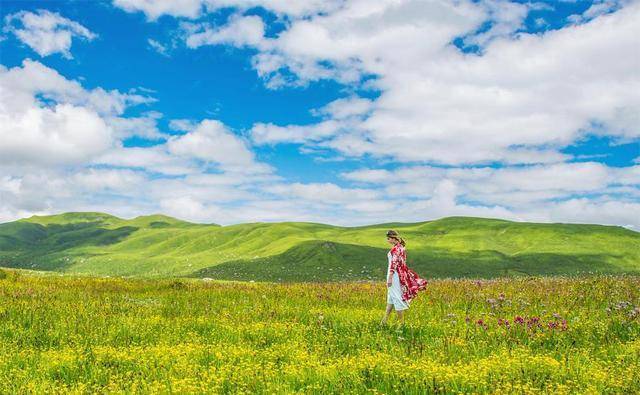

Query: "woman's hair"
left=386, top=229, right=406, bottom=246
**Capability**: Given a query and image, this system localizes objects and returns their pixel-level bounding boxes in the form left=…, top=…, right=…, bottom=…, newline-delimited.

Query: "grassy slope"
left=0, top=212, right=639, bottom=280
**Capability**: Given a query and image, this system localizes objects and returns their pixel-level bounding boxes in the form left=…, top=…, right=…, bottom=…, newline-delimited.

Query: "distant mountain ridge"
left=0, top=212, right=638, bottom=281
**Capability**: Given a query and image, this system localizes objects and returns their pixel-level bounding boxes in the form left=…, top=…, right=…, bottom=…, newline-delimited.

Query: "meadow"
left=1, top=269, right=639, bottom=394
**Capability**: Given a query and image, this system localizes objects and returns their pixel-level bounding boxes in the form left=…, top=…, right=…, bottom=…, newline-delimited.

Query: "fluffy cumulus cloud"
left=0, top=103, right=112, bottom=166
left=145, top=0, right=638, bottom=228
left=113, top=0, right=205, bottom=20
left=0, top=60, right=153, bottom=166
left=113, top=0, right=342, bottom=20
left=461, top=0, right=531, bottom=48
left=1, top=0, right=638, bottom=230
left=338, top=162, right=640, bottom=228
left=568, top=0, right=629, bottom=24
left=116, top=0, right=638, bottom=165
left=91, top=118, right=274, bottom=175
left=167, top=119, right=272, bottom=174
left=112, top=0, right=639, bottom=168
left=251, top=96, right=373, bottom=145
left=0, top=60, right=152, bottom=221
left=185, top=15, right=265, bottom=48
left=0, top=59, right=278, bottom=224
left=229, top=0, right=639, bottom=166
left=3, top=9, right=96, bottom=58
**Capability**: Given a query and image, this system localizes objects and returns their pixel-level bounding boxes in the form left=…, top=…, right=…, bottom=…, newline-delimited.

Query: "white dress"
left=387, top=250, right=409, bottom=311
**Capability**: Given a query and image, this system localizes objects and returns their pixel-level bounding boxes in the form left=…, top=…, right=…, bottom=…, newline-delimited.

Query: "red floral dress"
left=389, top=243, right=428, bottom=302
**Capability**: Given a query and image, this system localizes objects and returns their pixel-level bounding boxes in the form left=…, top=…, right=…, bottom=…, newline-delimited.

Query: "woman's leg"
left=396, top=309, right=405, bottom=326
left=380, top=303, right=394, bottom=325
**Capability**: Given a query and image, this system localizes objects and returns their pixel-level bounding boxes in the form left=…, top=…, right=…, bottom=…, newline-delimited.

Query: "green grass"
left=0, top=212, right=639, bottom=280
left=1, top=271, right=639, bottom=393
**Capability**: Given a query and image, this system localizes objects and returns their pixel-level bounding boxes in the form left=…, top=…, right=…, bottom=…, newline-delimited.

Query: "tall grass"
left=1, top=271, right=639, bottom=393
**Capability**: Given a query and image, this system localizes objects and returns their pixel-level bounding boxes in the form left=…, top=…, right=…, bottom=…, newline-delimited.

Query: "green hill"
left=0, top=212, right=638, bottom=280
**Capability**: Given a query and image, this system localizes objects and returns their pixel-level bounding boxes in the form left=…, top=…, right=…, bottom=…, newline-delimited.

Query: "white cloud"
left=71, top=168, right=148, bottom=192
left=610, top=165, right=640, bottom=185
left=340, top=166, right=640, bottom=229
left=216, top=0, right=342, bottom=18
left=0, top=167, right=148, bottom=217
left=113, top=0, right=342, bottom=20
left=148, top=38, right=170, bottom=56
left=169, top=118, right=198, bottom=132
left=0, top=59, right=153, bottom=117
left=167, top=119, right=273, bottom=174
left=312, top=96, right=374, bottom=120
left=152, top=179, right=253, bottom=203
left=4, top=9, right=96, bottom=58
left=186, top=15, right=265, bottom=48
left=250, top=96, right=374, bottom=145
left=342, top=162, right=635, bottom=195
left=0, top=60, right=154, bottom=167
left=480, top=162, right=611, bottom=193
left=568, top=0, right=628, bottom=24
left=264, top=182, right=380, bottom=204
left=1, top=1, right=638, bottom=231
left=251, top=120, right=342, bottom=145
left=183, top=1, right=640, bottom=167
left=94, top=146, right=196, bottom=176
left=342, top=168, right=394, bottom=183
left=184, top=172, right=280, bottom=186
left=107, top=111, right=165, bottom=140
left=0, top=59, right=278, bottom=224
left=337, top=162, right=640, bottom=229
left=249, top=0, right=485, bottom=85
left=343, top=199, right=396, bottom=213
left=2, top=158, right=639, bottom=228
left=0, top=103, right=113, bottom=166
left=462, top=0, right=530, bottom=48
left=113, top=0, right=205, bottom=20
left=541, top=198, right=640, bottom=228
left=159, top=196, right=222, bottom=222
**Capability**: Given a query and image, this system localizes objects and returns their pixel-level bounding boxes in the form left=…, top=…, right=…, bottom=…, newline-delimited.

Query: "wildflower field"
left=1, top=270, right=639, bottom=394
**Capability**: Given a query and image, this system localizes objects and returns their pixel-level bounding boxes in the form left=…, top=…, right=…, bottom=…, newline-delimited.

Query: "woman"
left=380, top=230, right=428, bottom=327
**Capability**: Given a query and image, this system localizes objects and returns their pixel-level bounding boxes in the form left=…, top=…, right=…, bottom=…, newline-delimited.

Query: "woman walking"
left=380, top=230, right=428, bottom=327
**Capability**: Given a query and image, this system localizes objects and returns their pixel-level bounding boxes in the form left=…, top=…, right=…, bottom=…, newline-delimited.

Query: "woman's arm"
left=388, top=249, right=400, bottom=285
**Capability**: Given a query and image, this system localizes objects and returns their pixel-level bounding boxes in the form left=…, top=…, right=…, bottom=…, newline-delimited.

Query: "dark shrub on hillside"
left=169, top=280, right=187, bottom=290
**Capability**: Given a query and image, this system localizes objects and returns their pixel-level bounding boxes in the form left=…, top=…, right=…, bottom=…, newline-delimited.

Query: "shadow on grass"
left=0, top=221, right=138, bottom=271
left=191, top=241, right=635, bottom=282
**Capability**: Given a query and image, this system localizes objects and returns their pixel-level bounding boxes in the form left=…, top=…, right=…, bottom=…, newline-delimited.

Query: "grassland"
left=1, top=269, right=638, bottom=393
left=0, top=212, right=639, bottom=280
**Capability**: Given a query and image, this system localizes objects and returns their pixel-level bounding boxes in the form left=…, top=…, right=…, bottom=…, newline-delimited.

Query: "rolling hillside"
left=0, top=212, right=639, bottom=281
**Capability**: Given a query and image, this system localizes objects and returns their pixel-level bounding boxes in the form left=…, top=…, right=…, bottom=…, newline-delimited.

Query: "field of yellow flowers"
left=1, top=270, right=639, bottom=394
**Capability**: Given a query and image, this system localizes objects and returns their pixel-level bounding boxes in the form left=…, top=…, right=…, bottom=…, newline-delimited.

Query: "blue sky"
left=0, top=0, right=638, bottom=228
